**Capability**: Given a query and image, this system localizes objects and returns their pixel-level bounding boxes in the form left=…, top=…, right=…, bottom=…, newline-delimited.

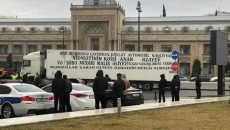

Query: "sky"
left=0, top=0, right=230, bottom=18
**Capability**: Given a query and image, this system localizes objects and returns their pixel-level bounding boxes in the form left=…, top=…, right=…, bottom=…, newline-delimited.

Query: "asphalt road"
left=143, top=90, right=230, bottom=100
left=151, top=82, right=230, bottom=90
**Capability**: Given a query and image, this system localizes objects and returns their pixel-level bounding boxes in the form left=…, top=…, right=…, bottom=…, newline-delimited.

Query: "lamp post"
left=136, top=1, right=142, bottom=52
left=61, top=26, right=65, bottom=50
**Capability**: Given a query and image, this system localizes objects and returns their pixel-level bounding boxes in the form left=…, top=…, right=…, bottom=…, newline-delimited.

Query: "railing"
left=70, top=4, right=125, bottom=14
left=0, top=31, right=71, bottom=35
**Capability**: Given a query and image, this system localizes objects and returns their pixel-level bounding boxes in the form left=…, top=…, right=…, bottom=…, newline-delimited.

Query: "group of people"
left=1, top=71, right=21, bottom=80
left=93, top=70, right=130, bottom=109
left=158, top=74, right=202, bottom=103
left=52, top=70, right=73, bottom=113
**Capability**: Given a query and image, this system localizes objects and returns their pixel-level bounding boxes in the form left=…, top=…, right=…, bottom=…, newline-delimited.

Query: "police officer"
left=195, top=74, right=201, bottom=99
left=11, top=72, right=18, bottom=80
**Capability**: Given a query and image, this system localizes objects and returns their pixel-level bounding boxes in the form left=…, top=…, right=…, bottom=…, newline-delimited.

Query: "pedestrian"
left=158, top=74, right=167, bottom=103
left=113, top=73, right=126, bottom=107
left=171, top=75, right=181, bottom=101
left=63, top=75, right=72, bottom=112
left=34, top=73, right=41, bottom=87
left=52, top=70, right=66, bottom=113
left=122, top=74, right=130, bottom=106
left=11, top=72, right=18, bottom=80
left=105, top=74, right=112, bottom=81
left=2, top=71, right=10, bottom=79
left=22, top=73, right=29, bottom=83
left=195, top=74, right=201, bottom=99
left=93, top=70, right=108, bottom=109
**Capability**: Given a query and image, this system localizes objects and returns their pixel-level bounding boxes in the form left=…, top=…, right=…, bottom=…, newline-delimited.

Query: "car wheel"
left=2, top=104, right=14, bottom=118
left=131, top=82, right=139, bottom=89
left=143, top=83, right=152, bottom=91
left=106, top=98, right=114, bottom=108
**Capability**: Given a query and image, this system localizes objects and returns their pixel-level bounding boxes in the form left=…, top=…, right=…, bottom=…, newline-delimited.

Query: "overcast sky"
left=0, top=0, right=229, bottom=18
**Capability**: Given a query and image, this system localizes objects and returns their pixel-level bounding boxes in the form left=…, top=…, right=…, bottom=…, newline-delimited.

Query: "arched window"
left=31, top=28, right=35, bottom=32
left=206, top=26, right=213, bottom=32
left=183, top=26, right=189, bottom=32
left=107, top=0, right=111, bottom=5
left=46, top=28, right=50, bottom=32
left=17, top=28, right=21, bottom=32
left=227, top=27, right=230, bottom=32
left=2, top=28, right=6, bottom=32
left=86, top=25, right=104, bottom=34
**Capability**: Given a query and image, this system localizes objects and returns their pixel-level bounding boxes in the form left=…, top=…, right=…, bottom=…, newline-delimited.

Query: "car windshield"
left=72, top=84, right=92, bottom=91
left=14, top=85, right=45, bottom=93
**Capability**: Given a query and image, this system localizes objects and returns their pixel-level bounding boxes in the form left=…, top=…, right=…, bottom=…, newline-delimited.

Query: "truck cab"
left=20, top=52, right=45, bottom=82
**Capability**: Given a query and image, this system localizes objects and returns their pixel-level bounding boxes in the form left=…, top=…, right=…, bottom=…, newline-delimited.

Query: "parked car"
left=87, top=82, right=144, bottom=108
left=0, top=83, right=54, bottom=118
left=210, top=76, right=230, bottom=82
left=42, top=83, right=95, bottom=111
left=179, top=76, right=188, bottom=81
left=190, top=74, right=215, bottom=82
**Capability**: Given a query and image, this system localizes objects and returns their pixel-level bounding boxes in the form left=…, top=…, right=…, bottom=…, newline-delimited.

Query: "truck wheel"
left=143, top=83, right=152, bottom=91
left=131, top=82, right=139, bottom=89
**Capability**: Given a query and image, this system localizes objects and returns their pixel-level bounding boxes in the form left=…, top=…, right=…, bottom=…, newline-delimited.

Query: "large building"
left=0, top=0, right=230, bottom=77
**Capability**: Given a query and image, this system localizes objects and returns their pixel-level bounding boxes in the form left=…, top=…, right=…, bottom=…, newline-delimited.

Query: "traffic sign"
left=172, top=51, right=179, bottom=60
left=171, top=62, right=179, bottom=71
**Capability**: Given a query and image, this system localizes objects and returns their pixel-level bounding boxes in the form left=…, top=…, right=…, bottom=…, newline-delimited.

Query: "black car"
left=190, top=74, right=214, bottom=82
left=87, top=82, right=144, bottom=108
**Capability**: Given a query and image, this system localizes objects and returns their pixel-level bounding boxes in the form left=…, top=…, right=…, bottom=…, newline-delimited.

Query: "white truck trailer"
left=21, top=50, right=176, bottom=91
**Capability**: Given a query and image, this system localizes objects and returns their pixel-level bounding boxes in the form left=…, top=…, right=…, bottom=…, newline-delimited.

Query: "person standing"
left=63, top=75, right=72, bottom=112
left=105, top=74, right=112, bottom=81
left=11, top=72, right=18, bottom=80
left=22, top=73, right=29, bottom=83
left=195, top=74, right=201, bottom=99
left=52, top=70, right=66, bottom=113
left=122, top=74, right=130, bottom=106
left=93, top=70, right=108, bottom=109
left=158, top=74, right=167, bottom=103
left=113, top=73, right=126, bottom=107
left=34, top=73, right=41, bottom=87
left=171, top=75, right=181, bottom=101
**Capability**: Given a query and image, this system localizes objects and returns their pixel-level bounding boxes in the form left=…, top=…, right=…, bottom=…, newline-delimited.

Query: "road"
left=151, top=81, right=230, bottom=90
left=143, top=90, right=230, bottom=100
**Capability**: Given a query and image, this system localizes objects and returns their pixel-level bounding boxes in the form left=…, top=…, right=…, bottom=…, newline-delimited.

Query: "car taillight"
left=21, top=96, right=35, bottom=101
left=127, top=92, right=132, bottom=96
left=71, top=93, right=88, bottom=98
left=139, top=91, right=143, bottom=96
left=82, top=80, right=85, bottom=85
left=0, top=80, right=7, bottom=84
left=49, top=95, right=54, bottom=100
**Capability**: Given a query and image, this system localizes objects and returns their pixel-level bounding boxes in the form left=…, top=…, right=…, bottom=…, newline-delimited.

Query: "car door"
left=0, top=85, right=12, bottom=112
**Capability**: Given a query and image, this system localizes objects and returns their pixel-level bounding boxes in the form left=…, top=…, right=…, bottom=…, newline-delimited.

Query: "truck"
left=20, top=50, right=176, bottom=91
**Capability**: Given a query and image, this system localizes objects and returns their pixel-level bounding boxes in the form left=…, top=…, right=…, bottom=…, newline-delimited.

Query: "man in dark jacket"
left=93, top=70, right=108, bottom=109
left=195, top=74, right=201, bottom=99
left=158, top=74, right=167, bottom=103
left=52, top=70, right=66, bottom=113
left=171, top=75, right=181, bottom=101
left=105, top=74, right=112, bottom=81
left=113, top=73, right=126, bottom=107
left=63, top=75, right=72, bottom=112
left=22, top=73, right=29, bottom=83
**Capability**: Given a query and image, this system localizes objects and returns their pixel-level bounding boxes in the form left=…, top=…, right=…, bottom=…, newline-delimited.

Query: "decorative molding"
left=181, top=26, right=190, bottom=32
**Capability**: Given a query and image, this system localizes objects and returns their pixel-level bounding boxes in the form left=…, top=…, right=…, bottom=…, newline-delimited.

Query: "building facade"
left=0, top=0, right=230, bottom=76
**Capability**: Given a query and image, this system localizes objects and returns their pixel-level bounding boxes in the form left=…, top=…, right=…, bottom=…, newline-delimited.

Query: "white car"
left=210, top=76, right=230, bottom=82
left=42, top=83, right=95, bottom=111
left=0, top=83, right=54, bottom=118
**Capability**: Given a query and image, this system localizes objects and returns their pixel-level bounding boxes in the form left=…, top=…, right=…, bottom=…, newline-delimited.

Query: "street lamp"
left=136, top=1, right=142, bottom=52
left=60, top=26, right=65, bottom=50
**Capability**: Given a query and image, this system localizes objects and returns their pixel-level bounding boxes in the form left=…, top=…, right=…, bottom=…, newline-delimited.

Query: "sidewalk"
left=0, top=97, right=229, bottom=128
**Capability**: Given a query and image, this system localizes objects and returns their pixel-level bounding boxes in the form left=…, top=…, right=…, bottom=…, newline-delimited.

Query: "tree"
left=6, top=53, right=13, bottom=68
left=191, top=58, right=202, bottom=77
left=163, top=4, right=166, bottom=17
